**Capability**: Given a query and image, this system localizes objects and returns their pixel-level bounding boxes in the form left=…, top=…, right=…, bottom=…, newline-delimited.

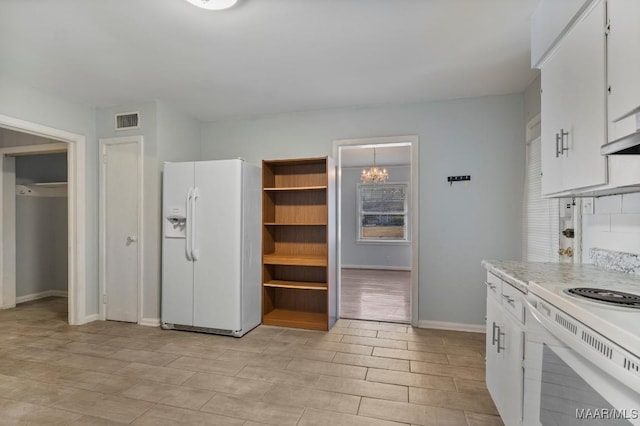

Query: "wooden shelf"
left=264, top=223, right=327, bottom=226
left=262, top=156, right=336, bottom=332
left=262, top=309, right=328, bottom=331
left=263, top=254, right=327, bottom=267
left=264, top=280, right=327, bottom=291
left=264, top=186, right=327, bottom=191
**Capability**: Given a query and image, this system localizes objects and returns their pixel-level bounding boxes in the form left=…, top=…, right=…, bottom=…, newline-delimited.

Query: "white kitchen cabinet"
left=540, top=0, right=607, bottom=196
left=607, top=0, right=640, bottom=142
left=485, top=273, right=525, bottom=426
left=531, top=0, right=592, bottom=67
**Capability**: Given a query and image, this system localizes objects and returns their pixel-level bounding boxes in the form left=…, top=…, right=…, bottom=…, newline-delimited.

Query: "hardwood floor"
left=340, top=268, right=411, bottom=323
left=0, top=297, right=501, bottom=425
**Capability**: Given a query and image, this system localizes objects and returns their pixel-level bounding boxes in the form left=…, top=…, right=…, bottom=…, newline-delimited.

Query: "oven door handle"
left=524, top=297, right=640, bottom=395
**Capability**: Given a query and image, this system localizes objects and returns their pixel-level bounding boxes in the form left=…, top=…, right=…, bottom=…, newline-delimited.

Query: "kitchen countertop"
left=483, top=259, right=640, bottom=356
left=481, top=259, right=640, bottom=294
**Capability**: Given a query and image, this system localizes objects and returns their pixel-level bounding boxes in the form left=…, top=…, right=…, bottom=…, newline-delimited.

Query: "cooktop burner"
left=565, top=287, right=640, bottom=308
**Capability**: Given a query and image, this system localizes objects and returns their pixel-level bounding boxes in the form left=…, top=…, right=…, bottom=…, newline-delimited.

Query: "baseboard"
left=341, top=265, right=411, bottom=271
left=139, top=318, right=160, bottom=327
left=417, top=320, right=485, bottom=333
left=1, top=304, right=16, bottom=310
left=81, top=314, right=100, bottom=324
left=16, top=290, right=68, bottom=304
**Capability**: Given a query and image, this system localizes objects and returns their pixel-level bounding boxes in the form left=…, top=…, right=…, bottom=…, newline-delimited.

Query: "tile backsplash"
left=582, top=193, right=640, bottom=264
left=589, top=248, right=640, bottom=275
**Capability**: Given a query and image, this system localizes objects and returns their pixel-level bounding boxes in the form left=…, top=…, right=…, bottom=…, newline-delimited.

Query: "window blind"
left=524, top=137, right=559, bottom=262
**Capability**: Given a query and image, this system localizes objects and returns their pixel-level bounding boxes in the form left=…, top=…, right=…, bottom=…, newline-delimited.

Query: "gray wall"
left=0, top=127, right=59, bottom=147
left=0, top=74, right=98, bottom=316
left=341, top=165, right=411, bottom=269
left=97, top=101, right=201, bottom=321
left=15, top=153, right=68, bottom=298
left=201, top=94, right=525, bottom=326
left=15, top=153, right=67, bottom=184
left=524, top=75, right=541, bottom=124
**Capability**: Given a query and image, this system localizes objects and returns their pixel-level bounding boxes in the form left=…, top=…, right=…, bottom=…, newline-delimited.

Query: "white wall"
left=201, top=94, right=525, bottom=326
left=582, top=193, right=640, bottom=261
left=0, top=75, right=99, bottom=317
left=341, top=165, right=411, bottom=269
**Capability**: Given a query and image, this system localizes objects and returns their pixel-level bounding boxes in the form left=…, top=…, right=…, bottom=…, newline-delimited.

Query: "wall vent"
left=115, top=112, right=139, bottom=130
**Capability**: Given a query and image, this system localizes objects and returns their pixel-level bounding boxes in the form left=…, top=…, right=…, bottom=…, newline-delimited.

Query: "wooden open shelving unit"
left=262, top=157, right=336, bottom=331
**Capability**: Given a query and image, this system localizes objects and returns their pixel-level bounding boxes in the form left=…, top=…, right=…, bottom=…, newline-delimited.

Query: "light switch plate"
left=582, top=197, right=595, bottom=215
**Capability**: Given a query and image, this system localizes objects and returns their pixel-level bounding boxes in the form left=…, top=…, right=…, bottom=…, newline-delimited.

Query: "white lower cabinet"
left=485, top=274, right=525, bottom=426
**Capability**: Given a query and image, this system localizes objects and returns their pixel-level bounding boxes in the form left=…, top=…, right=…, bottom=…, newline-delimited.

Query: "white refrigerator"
left=161, top=159, right=261, bottom=337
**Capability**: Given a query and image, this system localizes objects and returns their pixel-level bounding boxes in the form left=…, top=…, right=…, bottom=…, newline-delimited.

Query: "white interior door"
left=100, top=137, right=142, bottom=323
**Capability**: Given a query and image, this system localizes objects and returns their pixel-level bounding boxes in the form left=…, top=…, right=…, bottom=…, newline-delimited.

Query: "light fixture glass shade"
left=361, top=148, right=389, bottom=184
left=184, top=0, right=238, bottom=10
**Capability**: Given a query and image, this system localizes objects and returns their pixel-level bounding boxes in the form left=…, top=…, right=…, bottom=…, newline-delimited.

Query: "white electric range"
left=523, top=278, right=640, bottom=425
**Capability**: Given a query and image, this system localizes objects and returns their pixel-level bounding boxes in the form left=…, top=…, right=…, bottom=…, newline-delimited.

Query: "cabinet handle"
left=485, top=281, right=497, bottom=292
left=492, top=322, right=499, bottom=346
left=497, top=328, right=505, bottom=353
left=560, top=129, right=569, bottom=156
left=555, top=132, right=561, bottom=157
left=502, top=294, right=516, bottom=307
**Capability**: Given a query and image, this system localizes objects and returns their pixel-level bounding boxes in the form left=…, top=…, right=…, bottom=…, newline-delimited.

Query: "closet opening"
left=0, top=125, right=71, bottom=323
left=15, top=152, right=68, bottom=309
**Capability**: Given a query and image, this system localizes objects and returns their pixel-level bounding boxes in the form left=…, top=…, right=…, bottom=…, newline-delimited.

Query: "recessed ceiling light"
left=184, top=0, right=238, bottom=10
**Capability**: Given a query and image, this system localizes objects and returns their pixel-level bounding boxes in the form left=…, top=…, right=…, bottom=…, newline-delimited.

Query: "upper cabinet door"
left=540, top=0, right=607, bottom=195
left=561, top=0, right=607, bottom=191
left=541, top=50, right=568, bottom=195
left=607, top=0, right=640, bottom=140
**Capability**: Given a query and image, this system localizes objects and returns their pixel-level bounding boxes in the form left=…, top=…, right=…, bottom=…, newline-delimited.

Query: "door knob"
left=126, top=236, right=137, bottom=244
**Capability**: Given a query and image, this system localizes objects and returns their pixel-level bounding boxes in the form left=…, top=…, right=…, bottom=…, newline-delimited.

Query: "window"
left=523, top=137, right=559, bottom=261
left=357, top=183, right=408, bottom=242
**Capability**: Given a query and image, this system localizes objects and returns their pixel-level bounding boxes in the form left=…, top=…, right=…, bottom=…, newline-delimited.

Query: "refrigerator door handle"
left=185, top=187, right=193, bottom=261
left=191, top=187, right=200, bottom=261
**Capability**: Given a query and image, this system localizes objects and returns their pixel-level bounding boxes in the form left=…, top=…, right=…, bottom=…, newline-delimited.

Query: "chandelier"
left=361, top=148, right=389, bottom=184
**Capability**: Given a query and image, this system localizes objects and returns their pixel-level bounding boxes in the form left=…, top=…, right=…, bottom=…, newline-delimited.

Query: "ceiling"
left=0, top=0, right=539, bottom=122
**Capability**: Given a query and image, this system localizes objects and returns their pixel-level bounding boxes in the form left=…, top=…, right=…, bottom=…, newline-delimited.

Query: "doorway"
left=0, top=114, right=87, bottom=325
left=333, top=136, right=419, bottom=325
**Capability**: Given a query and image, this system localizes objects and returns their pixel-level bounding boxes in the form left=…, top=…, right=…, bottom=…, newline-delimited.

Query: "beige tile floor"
left=0, top=297, right=503, bottom=425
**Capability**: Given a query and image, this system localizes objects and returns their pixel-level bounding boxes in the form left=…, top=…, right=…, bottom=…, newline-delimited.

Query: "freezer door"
left=161, top=161, right=195, bottom=326
left=192, top=160, right=242, bottom=331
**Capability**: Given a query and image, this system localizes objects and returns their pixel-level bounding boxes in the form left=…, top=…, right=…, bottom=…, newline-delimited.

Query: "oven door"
left=524, top=296, right=640, bottom=426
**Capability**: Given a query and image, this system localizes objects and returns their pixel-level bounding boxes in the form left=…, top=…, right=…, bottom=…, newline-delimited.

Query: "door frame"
left=99, top=136, right=144, bottom=323
left=332, top=135, right=420, bottom=327
left=0, top=114, right=87, bottom=325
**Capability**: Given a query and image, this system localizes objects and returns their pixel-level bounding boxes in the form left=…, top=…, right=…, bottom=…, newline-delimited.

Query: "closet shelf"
left=30, top=182, right=67, bottom=188
left=16, top=183, right=68, bottom=197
